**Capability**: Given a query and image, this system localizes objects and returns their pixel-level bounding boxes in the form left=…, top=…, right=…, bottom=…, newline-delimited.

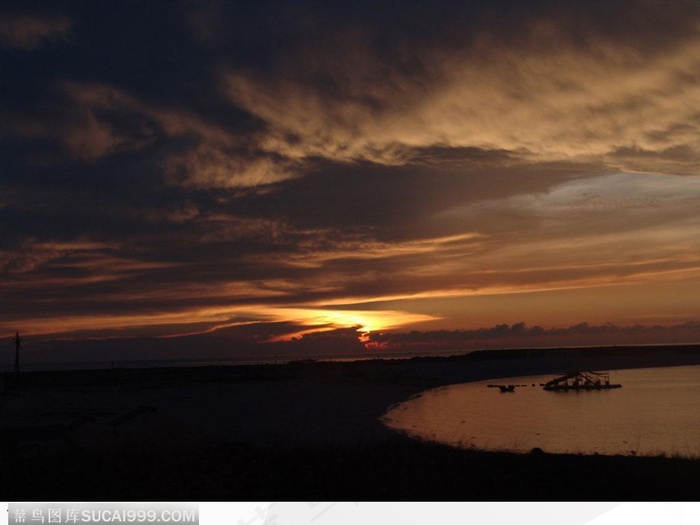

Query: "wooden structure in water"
left=543, top=371, right=621, bottom=391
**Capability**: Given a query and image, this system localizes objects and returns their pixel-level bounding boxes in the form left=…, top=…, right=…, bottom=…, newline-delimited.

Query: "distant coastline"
left=2, top=341, right=699, bottom=373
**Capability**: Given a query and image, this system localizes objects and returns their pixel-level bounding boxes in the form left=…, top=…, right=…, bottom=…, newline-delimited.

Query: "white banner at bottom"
left=199, top=502, right=700, bottom=525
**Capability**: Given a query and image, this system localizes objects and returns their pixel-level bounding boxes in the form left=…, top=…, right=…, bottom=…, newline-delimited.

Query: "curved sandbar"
left=3, top=345, right=700, bottom=500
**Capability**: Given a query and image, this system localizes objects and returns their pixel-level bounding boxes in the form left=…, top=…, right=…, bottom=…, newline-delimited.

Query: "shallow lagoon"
left=382, top=365, right=700, bottom=457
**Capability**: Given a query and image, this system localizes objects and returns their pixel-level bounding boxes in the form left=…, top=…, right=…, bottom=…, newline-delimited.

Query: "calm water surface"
left=382, top=365, right=700, bottom=457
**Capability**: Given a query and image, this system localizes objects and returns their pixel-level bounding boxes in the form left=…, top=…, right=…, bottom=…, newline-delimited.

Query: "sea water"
left=382, top=365, right=700, bottom=457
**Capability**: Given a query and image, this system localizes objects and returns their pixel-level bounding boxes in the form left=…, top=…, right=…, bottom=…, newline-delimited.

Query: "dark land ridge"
left=1, top=344, right=699, bottom=500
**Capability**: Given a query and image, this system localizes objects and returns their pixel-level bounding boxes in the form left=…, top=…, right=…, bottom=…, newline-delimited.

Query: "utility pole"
left=14, top=331, right=21, bottom=376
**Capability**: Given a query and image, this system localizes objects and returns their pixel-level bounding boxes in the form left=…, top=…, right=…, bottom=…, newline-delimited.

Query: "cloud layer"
left=1, top=0, right=698, bottom=360
left=221, top=0, right=700, bottom=173
left=0, top=12, right=72, bottom=50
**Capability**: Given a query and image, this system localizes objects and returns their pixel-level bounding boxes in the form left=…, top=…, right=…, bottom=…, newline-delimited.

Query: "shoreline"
left=5, top=340, right=700, bottom=373
left=2, top=345, right=699, bottom=500
left=382, top=366, right=700, bottom=460
left=3, top=344, right=700, bottom=447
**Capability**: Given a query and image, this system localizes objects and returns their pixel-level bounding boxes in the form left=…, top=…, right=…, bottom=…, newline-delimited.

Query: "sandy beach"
left=2, top=345, right=699, bottom=500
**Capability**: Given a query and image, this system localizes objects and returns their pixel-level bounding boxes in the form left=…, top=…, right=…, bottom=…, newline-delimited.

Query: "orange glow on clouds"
left=259, top=307, right=439, bottom=341
left=3, top=3, right=699, bottom=351
left=2, top=302, right=437, bottom=342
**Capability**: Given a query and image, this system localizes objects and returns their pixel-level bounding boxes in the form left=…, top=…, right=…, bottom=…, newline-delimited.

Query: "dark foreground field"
left=5, top=434, right=700, bottom=501
left=2, top=344, right=699, bottom=501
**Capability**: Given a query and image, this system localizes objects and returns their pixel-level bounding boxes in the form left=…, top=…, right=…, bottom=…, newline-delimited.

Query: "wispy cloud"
left=221, top=1, right=700, bottom=174
left=6, top=81, right=298, bottom=188
left=0, top=12, right=72, bottom=50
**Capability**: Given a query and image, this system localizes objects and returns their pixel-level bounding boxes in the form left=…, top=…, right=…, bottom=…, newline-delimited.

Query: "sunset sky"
left=1, top=1, right=699, bottom=360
